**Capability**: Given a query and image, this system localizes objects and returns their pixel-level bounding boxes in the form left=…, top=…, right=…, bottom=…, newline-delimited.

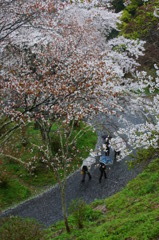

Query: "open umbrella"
left=99, top=155, right=113, bottom=165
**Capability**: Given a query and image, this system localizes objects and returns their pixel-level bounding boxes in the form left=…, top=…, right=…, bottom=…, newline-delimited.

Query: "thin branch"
left=68, top=125, right=91, bottom=146
left=0, top=123, right=22, bottom=141
left=0, top=120, right=12, bottom=132
left=0, top=153, right=26, bottom=166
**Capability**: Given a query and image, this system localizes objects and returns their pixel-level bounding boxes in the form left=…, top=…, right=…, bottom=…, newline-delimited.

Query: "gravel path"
left=0, top=156, right=144, bottom=227
left=0, top=111, right=146, bottom=227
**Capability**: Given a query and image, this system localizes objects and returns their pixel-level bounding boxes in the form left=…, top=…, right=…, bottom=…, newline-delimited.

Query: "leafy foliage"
left=68, top=198, right=101, bottom=230
left=119, top=1, right=159, bottom=39
left=69, top=199, right=88, bottom=229
left=119, top=0, right=159, bottom=69
left=0, top=216, right=46, bottom=240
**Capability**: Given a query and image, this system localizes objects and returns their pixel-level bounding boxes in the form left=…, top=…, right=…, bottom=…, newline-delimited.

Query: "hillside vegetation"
left=118, top=0, right=159, bottom=70
left=1, top=157, right=159, bottom=240
left=45, top=157, right=159, bottom=240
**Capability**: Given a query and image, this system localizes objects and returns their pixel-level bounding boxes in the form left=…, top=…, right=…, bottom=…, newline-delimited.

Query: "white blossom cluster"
left=154, top=8, right=159, bottom=18
left=105, top=36, right=145, bottom=77
left=109, top=66, right=159, bottom=159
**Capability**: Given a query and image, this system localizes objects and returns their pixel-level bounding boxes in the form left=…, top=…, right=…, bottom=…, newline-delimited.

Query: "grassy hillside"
left=45, top=157, right=159, bottom=240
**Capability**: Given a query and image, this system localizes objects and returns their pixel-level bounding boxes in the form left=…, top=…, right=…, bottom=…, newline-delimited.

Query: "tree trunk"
left=64, top=215, right=71, bottom=233
left=60, top=183, right=71, bottom=233
left=34, top=121, right=47, bottom=142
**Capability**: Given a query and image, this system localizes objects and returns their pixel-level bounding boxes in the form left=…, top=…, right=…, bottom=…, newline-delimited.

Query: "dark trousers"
left=114, top=150, right=121, bottom=162
left=99, top=165, right=107, bottom=183
left=81, top=166, right=92, bottom=182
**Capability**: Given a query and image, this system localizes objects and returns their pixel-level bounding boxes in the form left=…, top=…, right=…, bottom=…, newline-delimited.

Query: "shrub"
left=120, top=10, right=132, bottom=23
left=69, top=199, right=88, bottom=229
left=69, top=199, right=102, bottom=229
left=0, top=216, right=46, bottom=240
left=126, top=3, right=138, bottom=15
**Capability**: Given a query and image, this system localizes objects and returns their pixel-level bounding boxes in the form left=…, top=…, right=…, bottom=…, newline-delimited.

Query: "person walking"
left=102, top=135, right=111, bottom=156
left=99, top=162, right=107, bottom=183
left=80, top=152, right=96, bottom=183
left=99, top=135, right=111, bottom=183
left=114, top=150, right=121, bottom=162
left=81, top=165, right=92, bottom=183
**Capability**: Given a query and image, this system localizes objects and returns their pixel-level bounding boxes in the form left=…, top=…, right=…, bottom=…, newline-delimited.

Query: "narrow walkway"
left=0, top=157, right=144, bottom=227
left=0, top=111, right=146, bottom=226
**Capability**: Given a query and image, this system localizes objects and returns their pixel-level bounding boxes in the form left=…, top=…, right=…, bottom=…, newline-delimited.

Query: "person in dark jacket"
left=81, top=165, right=92, bottom=183
left=99, top=162, right=107, bottom=183
left=80, top=153, right=96, bottom=183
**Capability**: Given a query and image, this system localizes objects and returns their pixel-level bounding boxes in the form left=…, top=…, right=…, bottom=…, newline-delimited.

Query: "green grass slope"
left=46, top=158, right=159, bottom=240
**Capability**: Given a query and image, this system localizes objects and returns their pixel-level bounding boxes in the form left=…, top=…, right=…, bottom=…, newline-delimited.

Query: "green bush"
left=120, top=10, right=132, bottom=23
left=69, top=199, right=88, bottom=229
left=0, top=216, right=46, bottom=240
left=119, top=0, right=159, bottom=39
left=69, top=199, right=102, bottom=229
left=126, top=3, right=138, bottom=15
